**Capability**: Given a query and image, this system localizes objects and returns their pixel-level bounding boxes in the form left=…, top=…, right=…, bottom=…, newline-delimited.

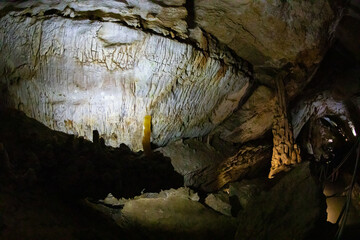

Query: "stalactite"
left=268, top=73, right=301, bottom=179
left=142, top=115, right=152, bottom=156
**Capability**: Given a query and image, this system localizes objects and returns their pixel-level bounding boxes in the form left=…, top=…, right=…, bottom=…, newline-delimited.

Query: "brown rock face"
left=195, top=0, right=337, bottom=67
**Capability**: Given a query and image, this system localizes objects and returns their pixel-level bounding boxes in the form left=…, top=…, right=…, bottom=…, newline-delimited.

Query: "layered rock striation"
left=0, top=3, right=251, bottom=151
left=0, top=0, right=342, bottom=151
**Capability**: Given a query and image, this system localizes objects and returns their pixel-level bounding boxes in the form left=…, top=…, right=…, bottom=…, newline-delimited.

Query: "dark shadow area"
left=185, top=0, right=196, bottom=29
left=0, top=108, right=183, bottom=240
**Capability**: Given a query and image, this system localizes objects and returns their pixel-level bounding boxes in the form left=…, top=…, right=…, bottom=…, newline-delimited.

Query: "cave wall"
left=0, top=8, right=250, bottom=151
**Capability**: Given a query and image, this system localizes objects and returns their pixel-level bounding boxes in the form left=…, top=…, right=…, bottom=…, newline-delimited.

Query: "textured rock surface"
left=291, top=91, right=356, bottom=139
left=195, top=0, right=337, bottom=67
left=88, top=188, right=237, bottom=240
left=159, top=138, right=226, bottom=177
left=269, top=74, right=301, bottom=178
left=185, top=144, right=272, bottom=192
left=0, top=13, right=250, bottom=151
left=0, top=0, right=343, bottom=151
left=229, top=180, right=263, bottom=211
left=160, top=136, right=272, bottom=192
left=0, top=0, right=189, bottom=39
left=235, top=162, right=327, bottom=240
left=205, top=191, right=232, bottom=217
left=214, top=85, right=276, bottom=144
left=204, top=180, right=264, bottom=218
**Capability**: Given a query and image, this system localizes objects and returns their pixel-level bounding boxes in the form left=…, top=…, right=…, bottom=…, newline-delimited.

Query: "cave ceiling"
left=0, top=0, right=357, bottom=152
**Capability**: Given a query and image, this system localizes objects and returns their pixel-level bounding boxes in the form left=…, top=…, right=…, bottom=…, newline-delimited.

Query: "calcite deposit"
left=0, top=11, right=250, bottom=151
left=0, top=0, right=341, bottom=151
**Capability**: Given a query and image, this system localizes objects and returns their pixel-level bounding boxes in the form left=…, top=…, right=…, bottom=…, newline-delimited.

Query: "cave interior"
left=0, top=0, right=360, bottom=240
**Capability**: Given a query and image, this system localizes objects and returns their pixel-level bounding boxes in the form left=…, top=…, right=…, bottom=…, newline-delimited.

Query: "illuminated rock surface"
left=88, top=188, right=237, bottom=239
left=0, top=0, right=341, bottom=151
left=0, top=12, right=251, bottom=151
left=213, top=85, right=276, bottom=144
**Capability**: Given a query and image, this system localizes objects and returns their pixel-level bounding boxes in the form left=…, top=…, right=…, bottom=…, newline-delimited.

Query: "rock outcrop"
left=195, top=0, right=339, bottom=68
left=213, top=85, right=276, bottom=144
left=88, top=188, right=237, bottom=240
left=185, top=144, right=271, bottom=192
left=160, top=138, right=272, bottom=192
left=235, top=162, right=327, bottom=240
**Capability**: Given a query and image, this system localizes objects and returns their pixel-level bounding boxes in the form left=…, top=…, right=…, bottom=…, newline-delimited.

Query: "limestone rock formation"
left=0, top=0, right=342, bottom=152
left=291, top=91, right=357, bottom=140
left=204, top=180, right=264, bottom=217
left=195, top=0, right=338, bottom=68
left=185, top=144, right=272, bottom=192
left=194, top=0, right=344, bottom=144
left=205, top=191, right=232, bottom=217
left=235, top=162, right=327, bottom=240
left=269, top=74, right=301, bottom=178
left=0, top=0, right=189, bottom=39
left=88, top=188, right=237, bottom=240
left=213, top=85, right=276, bottom=144
left=0, top=1, right=359, bottom=239
left=159, top=138, right=226, bottom=177
left=0, top=10, right=251, bottom=151
left=160, top=134, right=273, bottom=192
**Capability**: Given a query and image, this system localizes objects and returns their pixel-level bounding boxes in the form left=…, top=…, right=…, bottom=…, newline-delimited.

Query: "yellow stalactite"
left=142, top=115, right=152, bottom=156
